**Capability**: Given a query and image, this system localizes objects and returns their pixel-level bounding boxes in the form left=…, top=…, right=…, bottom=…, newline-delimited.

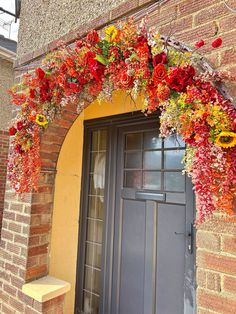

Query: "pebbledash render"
left=1, top=1, right=236, bottom=314
left=0, top=35, right=16, bottom=240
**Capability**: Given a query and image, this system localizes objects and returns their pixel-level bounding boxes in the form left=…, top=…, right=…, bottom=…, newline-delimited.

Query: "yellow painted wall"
left=49, top=91, right=143, bottom=314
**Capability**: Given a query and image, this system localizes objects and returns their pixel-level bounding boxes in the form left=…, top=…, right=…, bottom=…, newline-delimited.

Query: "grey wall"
left=0, top=58, right=14, bottom=131
left=17, top=0, right=127, bottom=58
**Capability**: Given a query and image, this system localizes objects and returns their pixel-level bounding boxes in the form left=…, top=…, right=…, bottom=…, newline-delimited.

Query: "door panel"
left=156, top=204, right=186, bottom=314
left=119, top=199, right=146, bottom=314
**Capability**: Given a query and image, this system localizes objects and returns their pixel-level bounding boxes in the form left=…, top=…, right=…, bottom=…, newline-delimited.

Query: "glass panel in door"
left=82, top=129, right=107, bottom=314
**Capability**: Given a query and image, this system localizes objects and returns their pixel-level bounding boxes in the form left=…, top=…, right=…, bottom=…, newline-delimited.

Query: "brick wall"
left=0, top=131, right=9, bottom=235
left=0, top=0, right=236, bottom=313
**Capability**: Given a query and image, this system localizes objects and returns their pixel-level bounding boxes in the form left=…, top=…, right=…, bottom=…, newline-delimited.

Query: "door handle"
left=188, top=223, right=194, bottom=254
left=174, top=223, right=194, bottom=254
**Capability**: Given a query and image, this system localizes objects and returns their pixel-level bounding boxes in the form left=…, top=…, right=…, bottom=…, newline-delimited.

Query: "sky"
left=0, top=0, right=19, bottom=41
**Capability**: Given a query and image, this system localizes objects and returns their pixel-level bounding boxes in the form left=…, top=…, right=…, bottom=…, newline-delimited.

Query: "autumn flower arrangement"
left=9, top=19, right=236, bottom=223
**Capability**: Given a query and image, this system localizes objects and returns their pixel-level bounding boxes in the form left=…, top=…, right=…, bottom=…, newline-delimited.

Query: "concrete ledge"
left=22, top=275, right=71, bottom=303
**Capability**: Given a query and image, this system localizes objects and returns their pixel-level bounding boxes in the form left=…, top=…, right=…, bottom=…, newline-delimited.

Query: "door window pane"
left=164, top=172, right=185, bottom=192
left=87, top=219, right=103, bottom=244
left=92, top=130, right=107, bottom=151
left=84, top=266, right=101, bottom=295
left=164, top=150, right=185, bottom=169
left=144, top=131, right=162, bottom=149
left=124, top=170, right=142, bottom=188
left=85, top=243, right=102, bottom=269
left=126, top=133, right=142, bottom=150
left=164, top=134, right=185, bottom=148
left=83, top=291, right=100, bottom=314
left=125, top=152, right=142, bottom=169
left=143, top=171, right=161, bottom=190
left=88, top=196, right=104, bottom=220
left=143, top=151, right=162, bottom=170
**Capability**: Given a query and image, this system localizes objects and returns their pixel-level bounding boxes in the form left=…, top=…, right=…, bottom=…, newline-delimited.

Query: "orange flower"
left=152, top=64, right=167, bottom=85
left=157, top=84, right=170, bottom=101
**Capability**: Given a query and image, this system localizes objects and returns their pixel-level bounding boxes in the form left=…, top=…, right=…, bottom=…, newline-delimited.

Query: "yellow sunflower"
left=35, top=114, right=48, bottom=126
left=215, top=131, right=236, bottom=148
left=105, top=25, right=118, bottom=42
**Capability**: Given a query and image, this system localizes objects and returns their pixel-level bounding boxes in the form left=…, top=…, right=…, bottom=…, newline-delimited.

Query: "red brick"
left=2, top=304, right=15, bottom=314
left=176, top=22, right=218, bottom=44
left=196, top=231, right=221, bottom=252
left=26, top=264, right=48, bottom=280
left=28, top=244, right=48, bottom=257
left=194, top=3, right=229, bottom=26
left=220, top=48, right=236, bottom=66
left=111, top=0, right=139, bottom=20
left=31, top=203, right=52, bottom=214
left=9, top=296, right=24, bottom=312
left=179, top=0, right=219, bottom=16
left=8, top=222, right=22, bottom=233
left=14, top=234, right=28, bottom=246
left=158, top=16, right=193, bottom=36
left=197, top=217, right=236, bottom=235
left=3, top=284, right=17, bottom=297
left=224, top=275, right=236, bottom=295
left=222, top=235, right=236, bottom=255
left=16, top=214, right=31, bottom=224
left=220, top=14, right=236, bottom=33
left=197, top=251, right=236, bottom=275
left=30, top=224, right=51, bottom=235
left=197, top=288, right=236, bottom=313
left=11, top=275, right=24, bottom=289
left=206, top=272, right=221, bottom=292
left=197, top=268, right=207, bottom=288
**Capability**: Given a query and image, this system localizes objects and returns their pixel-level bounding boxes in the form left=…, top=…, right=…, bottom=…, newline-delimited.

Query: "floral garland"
left=9, top=19, right=236, bottom=223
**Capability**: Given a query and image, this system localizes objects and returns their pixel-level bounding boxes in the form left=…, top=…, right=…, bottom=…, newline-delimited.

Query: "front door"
left=75, top=112, right=195, bottom=314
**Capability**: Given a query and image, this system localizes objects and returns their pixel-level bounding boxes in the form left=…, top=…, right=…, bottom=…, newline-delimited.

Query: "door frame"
left=74, top=111, right=196, bottom=314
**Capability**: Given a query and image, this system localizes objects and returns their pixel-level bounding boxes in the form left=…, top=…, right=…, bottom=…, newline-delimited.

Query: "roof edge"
left=0, top=46, right=16, bottom=62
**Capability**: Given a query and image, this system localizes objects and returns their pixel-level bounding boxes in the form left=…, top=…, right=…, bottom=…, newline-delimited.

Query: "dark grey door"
left=75, top=113, right=195, bottom=314
left=110, top=123, right=195, bottom=314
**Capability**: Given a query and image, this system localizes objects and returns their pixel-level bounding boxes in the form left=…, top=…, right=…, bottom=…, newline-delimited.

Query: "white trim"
left=0, top=46, right=16, bottom=62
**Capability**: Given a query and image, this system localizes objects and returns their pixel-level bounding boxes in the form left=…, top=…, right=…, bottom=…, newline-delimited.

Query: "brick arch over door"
left=24, top=40, right=236, bottom=282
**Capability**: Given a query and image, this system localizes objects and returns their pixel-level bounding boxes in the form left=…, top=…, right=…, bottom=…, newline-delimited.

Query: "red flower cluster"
left=166, top=65, right=195, bottom=92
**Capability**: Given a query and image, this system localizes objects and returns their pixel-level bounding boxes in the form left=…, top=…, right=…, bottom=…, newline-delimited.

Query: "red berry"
left=9, top=127, right=17, bottom=136
left=195, top=40, right=205, bottom=49
left=212, top=38, right=222, bottom=48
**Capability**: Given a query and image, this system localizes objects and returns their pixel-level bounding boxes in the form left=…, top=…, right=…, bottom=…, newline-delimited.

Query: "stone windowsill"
left=22, top=275, right=71, bottom=303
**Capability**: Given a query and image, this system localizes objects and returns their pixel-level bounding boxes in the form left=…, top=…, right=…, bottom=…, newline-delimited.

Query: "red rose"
left=152, top=64, right=167, bottom=85
left=195, top=40, right=205, bottom=49
left=166, top=65, right=195, bottom=92
left=85, top=51, right=104, bottom=82
left=35, top=68, right=45, bottom=80
left=212, top=38, right=222, bottom=48
left=119, top=70, right=134, bottom=88
left=153, top=52, right=168, bottom=66
left=86, top=30, right=99, bottom=45
left=17, top=121, right=24, bottom=131
left=9, top=127, right=17, bottom=136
